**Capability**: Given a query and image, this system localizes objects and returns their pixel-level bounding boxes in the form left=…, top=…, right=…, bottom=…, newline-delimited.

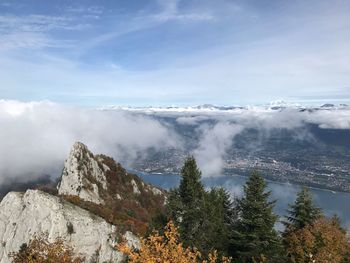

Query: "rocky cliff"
left=58, top=142, right=109, bottom=204
left=0, top=142, right=165, bottom=262
left=57, top=142, right=166, bottom=234
left=57, top=142, right=164, bottom=206
left=0, top=190, right=136, bottom=262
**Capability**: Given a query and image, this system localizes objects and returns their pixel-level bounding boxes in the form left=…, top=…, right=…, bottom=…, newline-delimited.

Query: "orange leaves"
left=204, top=250, right=232, bottom=263
left=285, top=218, right=350, bottom=263
left=118, top=221, right=232, bottom=263
left=9, top=233, right=84, bottom=263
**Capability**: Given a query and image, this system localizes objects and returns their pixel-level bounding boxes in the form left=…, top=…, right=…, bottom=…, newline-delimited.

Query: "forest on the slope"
left=10, top=157, right=350, bottom=263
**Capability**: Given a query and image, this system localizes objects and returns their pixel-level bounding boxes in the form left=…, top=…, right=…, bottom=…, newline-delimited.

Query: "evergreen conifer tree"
left=165, top=157, right=236, bottom=256
left=178, top=156, right=205, bottom=205
left=284, top=187, right=322, bottom=230
left=202, top=187, right=236, bottom=255
left=231, top=171, right=282, bottom=262
left=178, top=157, right=206, bottom=246
left=166, top=157, right=206, bottom=248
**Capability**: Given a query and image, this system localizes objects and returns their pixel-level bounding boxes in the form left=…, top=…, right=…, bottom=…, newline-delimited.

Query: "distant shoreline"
left=135, top=170, right=350, bottom=195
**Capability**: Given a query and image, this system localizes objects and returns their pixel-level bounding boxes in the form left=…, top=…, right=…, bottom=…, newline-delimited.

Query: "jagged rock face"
left=0, top=190, right=139, bottom=263
left=57, top=142, right=165, bottom=206
left=58, top=142, right=108, bottom=204
left=0, top=142, right=164, bottom=262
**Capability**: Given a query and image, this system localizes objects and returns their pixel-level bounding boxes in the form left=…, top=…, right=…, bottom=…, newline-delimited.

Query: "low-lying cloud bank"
left=0, top=100, right=180, bottom=183
left=172, top=106, right=350, bottom=176
left=194, top=122, right=243, bottom=177
left=172, top=107, right=350, bottom=130
left=1, top=101, right=350, bottom=183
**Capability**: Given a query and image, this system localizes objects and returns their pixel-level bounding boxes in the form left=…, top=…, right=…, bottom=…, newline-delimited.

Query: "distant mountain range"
left=103, top=102, right=350, bottom=112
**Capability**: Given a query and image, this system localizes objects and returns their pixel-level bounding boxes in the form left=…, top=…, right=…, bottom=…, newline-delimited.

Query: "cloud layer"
left=1, top=101, right=350, bottom=183
left=194, top=122, right=243, bottom=176
left=173, top=107, right=350, bottom=130
left=0, top=100, right=179, bottom=183
left=172, top=106, right=350, bottom=175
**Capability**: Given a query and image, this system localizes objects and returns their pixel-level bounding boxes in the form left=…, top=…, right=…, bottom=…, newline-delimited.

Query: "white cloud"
left=304, top=109, right=350, bottom=129
left=0, top=32, right=74, bottom=50
left=153, top=0, right=214, bottom=22
left=0, top=14, right=89, bottom=51
left=172, top=107, right=350, bottom=130
left=0, top=14, right=88, bottom=33
left=148, top=106, right=350, bottom=177
left=66, top=5, right=103, bottom=16
left=0, top=100, right=180, bottom=183
left=1, top=100, right=349, bottom=185
left=194, top=122, right=243, bottom=177
left=0, top=1, right=349, bottom=103
left=176, top=115, right=210, bottom=125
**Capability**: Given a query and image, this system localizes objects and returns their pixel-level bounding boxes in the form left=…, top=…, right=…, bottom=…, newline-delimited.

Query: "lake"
left=138, top=172, right=350, bottom=230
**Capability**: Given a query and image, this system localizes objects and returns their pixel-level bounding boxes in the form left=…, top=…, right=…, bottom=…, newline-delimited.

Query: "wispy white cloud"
left=76, top=0, right=215, bottom=54
left=0, top=0, right=349, bottom=104
left=66, top=5, right=103, bottom=15
left=0, top=14, right=88, bottom=33
left=153, top=0, right=214, bottom=22
left=0, top=32, right=74, bottom=50
left=0, top=14, right=90, bottom=50
left=194, top=122, right=243, bottom=176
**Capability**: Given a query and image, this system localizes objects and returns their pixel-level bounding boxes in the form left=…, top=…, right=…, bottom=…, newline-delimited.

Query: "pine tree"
left=202, top=188, right=236, bottom=255
left=164, top=157, right=236, bottom=256
left=284, top=187, right=322, bottom=230
left=178, top=156, right=205, bottom=205
left=231, top=171, right=282, bottom=262
left=166, top=156, right=206, bottom=249
left=178, top=157, right=206, bottom=247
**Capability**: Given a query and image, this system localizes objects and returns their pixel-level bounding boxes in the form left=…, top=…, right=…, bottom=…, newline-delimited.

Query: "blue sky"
left=0, top=0, right=349, bottom=106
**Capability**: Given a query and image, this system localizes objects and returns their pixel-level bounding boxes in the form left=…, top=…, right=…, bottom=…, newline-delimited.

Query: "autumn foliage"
left=9, top=234, right=84, bottom=263
left=118, top=221, right=232, bottom=263
left=284, top=217, right=350, bottom=263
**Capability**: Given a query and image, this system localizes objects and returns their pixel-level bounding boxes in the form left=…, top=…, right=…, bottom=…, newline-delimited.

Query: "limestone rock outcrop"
left=57, top=142, right=108, bottom=204
left=57, top=142, right=165, bottom=205
left=0, top=141, right=166, bottom=262
left=0, top=189, right=138, bottom=262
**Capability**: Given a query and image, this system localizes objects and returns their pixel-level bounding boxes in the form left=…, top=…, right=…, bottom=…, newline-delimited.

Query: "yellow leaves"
left=118, top=221, right=232, bottom=263
left=284, top=218, right=350, bottom=263
left=203, top=250, right=231, bottom=263
left=9, top=233, right=84, bottom=263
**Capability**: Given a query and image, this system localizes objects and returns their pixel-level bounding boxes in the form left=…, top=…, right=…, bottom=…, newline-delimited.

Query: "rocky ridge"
left=0, top=190, right=132, bottom=262
left=58, top=142, right=164, bottom=205
left=0, top=142, right=166, bottom=262
left=58, top=142, right=109, bottom=204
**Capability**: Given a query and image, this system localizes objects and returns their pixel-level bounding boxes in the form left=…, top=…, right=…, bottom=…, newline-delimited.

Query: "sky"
left=0, top=0, right=349, bottom=106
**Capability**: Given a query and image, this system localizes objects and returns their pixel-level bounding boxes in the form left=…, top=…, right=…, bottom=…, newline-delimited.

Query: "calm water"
left=138, top=172, right=350, bottom=230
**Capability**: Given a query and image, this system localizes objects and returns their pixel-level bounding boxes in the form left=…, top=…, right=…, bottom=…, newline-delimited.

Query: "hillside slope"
left=0, top=142, right=166, bottom=262
left=57, top=142, right=166, bottom=234
left=0, top=190, right=138, bottom=262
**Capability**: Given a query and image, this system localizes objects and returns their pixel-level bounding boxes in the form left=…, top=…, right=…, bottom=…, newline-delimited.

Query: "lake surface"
left=138, top=172, right=350, bottom=230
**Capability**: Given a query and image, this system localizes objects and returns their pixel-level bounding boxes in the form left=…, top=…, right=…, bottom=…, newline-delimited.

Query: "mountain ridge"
left=0, top=141, right=166, bottom=262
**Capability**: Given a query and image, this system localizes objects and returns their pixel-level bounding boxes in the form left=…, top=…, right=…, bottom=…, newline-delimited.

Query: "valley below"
left=128, top=106, right=350, bottom=193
